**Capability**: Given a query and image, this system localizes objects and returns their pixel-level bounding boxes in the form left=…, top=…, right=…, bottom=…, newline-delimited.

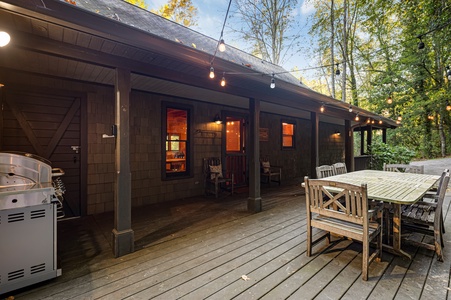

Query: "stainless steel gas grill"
left=0, top=152, right=63, bottom=295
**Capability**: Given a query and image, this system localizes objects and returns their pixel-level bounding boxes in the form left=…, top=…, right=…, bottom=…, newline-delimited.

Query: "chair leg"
left=362, top=240, right=369, bottom=281
left=306, top=223, right=312, bottom=257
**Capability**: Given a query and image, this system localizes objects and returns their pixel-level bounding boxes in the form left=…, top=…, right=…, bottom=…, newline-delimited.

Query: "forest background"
left=129, top=0, right=451, bottom=159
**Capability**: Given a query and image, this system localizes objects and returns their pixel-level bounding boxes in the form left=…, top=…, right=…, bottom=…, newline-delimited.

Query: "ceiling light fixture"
left=0, top=31, right=10, bottom=47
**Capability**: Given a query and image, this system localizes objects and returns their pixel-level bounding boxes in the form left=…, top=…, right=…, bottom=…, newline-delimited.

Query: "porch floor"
left=5, top=182, right=451, bottom=300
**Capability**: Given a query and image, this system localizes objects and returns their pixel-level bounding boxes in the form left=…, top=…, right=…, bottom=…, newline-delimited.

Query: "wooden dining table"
left=317, top=170, right=440, bottom=259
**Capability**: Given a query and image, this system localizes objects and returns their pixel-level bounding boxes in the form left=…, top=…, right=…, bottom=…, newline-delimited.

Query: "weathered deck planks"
left=4, top=183, right=451, bottom=300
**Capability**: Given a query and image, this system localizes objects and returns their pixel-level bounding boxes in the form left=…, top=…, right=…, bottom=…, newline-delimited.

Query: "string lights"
left=320, top=104, right=325, bottom=113
left=220, top=73, right=226, bottom=87
left=270, top=73, right=275, bottom=89
left=209, top=65, right=215, bottom=79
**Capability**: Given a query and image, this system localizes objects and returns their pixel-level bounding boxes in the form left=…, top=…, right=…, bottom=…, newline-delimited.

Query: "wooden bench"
left=304, top=176, right=383, bottom=280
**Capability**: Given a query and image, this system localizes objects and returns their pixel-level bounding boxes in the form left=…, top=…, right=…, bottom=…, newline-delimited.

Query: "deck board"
left=4, top=183, right=451, bottom=300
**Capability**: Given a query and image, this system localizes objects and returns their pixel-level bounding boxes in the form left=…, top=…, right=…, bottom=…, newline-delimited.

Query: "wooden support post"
left=345, top=120, right=354, bottom=171
left=112, top=68, right=134, bottom=257
left=310, top=112, right=319, bottom=178
left=248, top=98, right=261, bottom=212
left=382, top=128, right=387, bottom=143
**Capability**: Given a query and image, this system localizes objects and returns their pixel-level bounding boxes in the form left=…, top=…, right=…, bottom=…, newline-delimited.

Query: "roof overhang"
left=0, top=0, right=398, bottom=129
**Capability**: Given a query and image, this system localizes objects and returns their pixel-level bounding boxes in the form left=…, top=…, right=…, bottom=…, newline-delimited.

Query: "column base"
left=247, top=197, right=262, bottom=213
left=112, top=228, right=134, bottom=257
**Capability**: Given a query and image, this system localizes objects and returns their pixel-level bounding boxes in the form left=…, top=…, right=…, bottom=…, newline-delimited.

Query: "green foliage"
left=368, top=142, right=416, bottom=170
left=308, top=0, right=451, bottom=159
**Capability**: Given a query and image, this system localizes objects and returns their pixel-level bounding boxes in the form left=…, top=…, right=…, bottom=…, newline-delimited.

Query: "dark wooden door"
left=225, top=115, right=248, bottom=187
left=1, top=89, right=83, bottom=217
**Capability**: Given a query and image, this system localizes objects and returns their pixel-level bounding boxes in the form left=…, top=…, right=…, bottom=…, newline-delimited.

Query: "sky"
left=148, top=0, right=317, bottom=80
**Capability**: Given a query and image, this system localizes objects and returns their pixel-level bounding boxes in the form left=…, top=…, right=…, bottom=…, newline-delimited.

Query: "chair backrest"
left=304, top=176, right=368, bottom=225
left=406, top=165, right=424, bottom=174
left=435, top=172, right=450, bottom=221
left=383, top=163, right=410, bottom=172
left=435, top=169, right=451, bottom=197
left=316, top=165, right=335, bottom=178
left=383, top=163, right=424, bottom=174
left=203, top=157, right=222, bottom=179
left=332, top=162, right=347, bottom=175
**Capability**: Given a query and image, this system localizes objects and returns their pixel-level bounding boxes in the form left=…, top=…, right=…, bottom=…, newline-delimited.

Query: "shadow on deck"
left=4, top=181, right=451, bottom=300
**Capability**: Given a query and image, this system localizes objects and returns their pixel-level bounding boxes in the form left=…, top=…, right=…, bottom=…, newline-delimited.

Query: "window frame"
left=281, top=120, right=296, bottom=149
left=161, top=102, right=193, bottom=180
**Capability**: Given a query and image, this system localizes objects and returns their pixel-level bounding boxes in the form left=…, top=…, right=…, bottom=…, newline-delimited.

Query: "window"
left=162, top=103, right=192, bottom=179
left=282, top=121, right=295, bottom=149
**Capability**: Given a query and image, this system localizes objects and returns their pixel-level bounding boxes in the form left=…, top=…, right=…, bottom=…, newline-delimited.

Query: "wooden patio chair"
left=260, top=157, right=281, bottom=186
left=304, top=176, right=383, bottom=281
left=332, top=162, right=347, bottom=175
left=315, top=165, right=335, bottom=179
left=383, top=163, right=424, bottom=174
left=401, top=172, right=450, bottom=261
left=203, top=157, right=234, bottom=198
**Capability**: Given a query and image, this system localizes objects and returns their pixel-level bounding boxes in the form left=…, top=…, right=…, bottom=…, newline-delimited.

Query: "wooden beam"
left=112, top=68, right=134, bottom=257
left=247, top=98, right=261, bottom=213
left=310, top=112, right=319, bottom=178
left=344, top=120, right=354, bottom=171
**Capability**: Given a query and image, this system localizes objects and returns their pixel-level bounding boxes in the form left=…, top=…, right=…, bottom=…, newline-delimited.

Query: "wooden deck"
left=5, top=182, right=451, bottom=300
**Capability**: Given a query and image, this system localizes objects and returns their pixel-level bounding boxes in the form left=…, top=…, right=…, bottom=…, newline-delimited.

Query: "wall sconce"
left=213, top=114, right=222, bottom=124
left=0, top=31, right=10, bottom=47
left=334, top=130, right=341, bottom=136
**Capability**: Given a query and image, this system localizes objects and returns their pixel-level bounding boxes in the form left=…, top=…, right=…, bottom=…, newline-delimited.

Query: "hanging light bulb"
left=209, top=66, right=215, bottom=79
left=418, top=37, right=425, bottom=50
left=446, top=66, right=451, bottom=81
left=446, top=101, right=451, bottom=111
left=218, top=39, right=226, bottom=52
left=270, top=73, right=275, bottom=89
left=220, top=73, right=226, bottom=87
left=387, top=96, right=392, bottom=104
left=320, top=104, right=325, bottom=113
left=335, top=63, right=340, bottom=76
left=0, top=31, right=10, bottom=47
left=348, top=105, right=352, bottom=113
left=367, top=118, right=371, bottom=124
left=398, top=116, right=402, bottom=121
left=355, top=113, right=360, bottom=121
left=379, top=119, right=383, bottom=124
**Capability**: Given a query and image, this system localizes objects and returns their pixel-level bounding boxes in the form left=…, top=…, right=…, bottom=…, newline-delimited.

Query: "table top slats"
left=324, top=170, right=440, bottom=204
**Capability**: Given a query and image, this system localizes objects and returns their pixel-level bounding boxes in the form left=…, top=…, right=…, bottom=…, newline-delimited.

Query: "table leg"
left=383, top=203, right=411, bottom=259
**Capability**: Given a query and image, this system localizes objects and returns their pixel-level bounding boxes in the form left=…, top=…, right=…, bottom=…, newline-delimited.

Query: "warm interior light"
left=220, top=75, right=226, bottom=87
left=218, top=39, right=226, bottom=52
left=209, top=66, right=215, bottom=79
left=320, top=105, right=325, bottom=113
left=0, top=31, right=10, bottom=47
left=355, top=114, right=360, bottom=121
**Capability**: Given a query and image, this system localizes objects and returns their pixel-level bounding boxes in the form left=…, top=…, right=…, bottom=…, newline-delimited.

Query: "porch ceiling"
left=0, top=0, right=398, bottom=129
